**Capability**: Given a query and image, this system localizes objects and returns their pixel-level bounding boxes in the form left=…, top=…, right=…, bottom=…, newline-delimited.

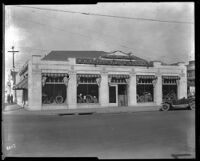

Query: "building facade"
left=187, top=60, right=195, bottom=96
left=13, top=51, right=187, bottom=110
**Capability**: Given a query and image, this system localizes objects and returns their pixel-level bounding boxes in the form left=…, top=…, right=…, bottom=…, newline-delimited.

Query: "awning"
left=42, top=73, right=68, bottom=77
left=108, top=74, right=130, bottom=79
left=13, top=78, right=28, bottom=90
left=137, top=75, right=155, bottom=79
left=162, top=76, right=180, bottom=80
left=77, top=74, right=101, bottom=78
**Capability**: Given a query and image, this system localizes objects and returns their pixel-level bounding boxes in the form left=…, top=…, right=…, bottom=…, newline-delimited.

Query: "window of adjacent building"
left=136, top=75, right=155, bottom=103
left=42, top=73, right=68, bottom=105
left=77, top=74, right=100, bottom=104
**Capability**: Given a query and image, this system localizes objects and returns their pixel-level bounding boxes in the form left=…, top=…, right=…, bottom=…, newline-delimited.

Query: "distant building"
left=13, top=50, right=187, bottom=111
left=187, top=60, right=195, bottom=96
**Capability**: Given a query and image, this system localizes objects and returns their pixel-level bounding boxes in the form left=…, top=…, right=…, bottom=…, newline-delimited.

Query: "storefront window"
left=77, top=74, right=100, bottom=103
left=42, top=73, right=69, bottom=105
left=162, top=76, right=179, bottom=101
left=136, top=75, right=155, bottom=103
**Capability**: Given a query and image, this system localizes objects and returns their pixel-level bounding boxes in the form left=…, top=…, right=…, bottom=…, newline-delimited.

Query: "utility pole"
left=8, top=46, right=19, bottom=103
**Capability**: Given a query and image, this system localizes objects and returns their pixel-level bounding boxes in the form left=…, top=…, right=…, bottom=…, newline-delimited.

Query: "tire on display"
left=161, top=103, right=170, bottom=111
left=189, top=101, right=195, bottom=110
left=55, top=96, right=64, bottom=104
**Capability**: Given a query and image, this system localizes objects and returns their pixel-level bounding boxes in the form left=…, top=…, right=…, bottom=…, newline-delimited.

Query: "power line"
left=14, top=17, right=139, bottom=54
left=15, top=7, right=137, bottom=47
left=13, top=5, right=194, bottom=25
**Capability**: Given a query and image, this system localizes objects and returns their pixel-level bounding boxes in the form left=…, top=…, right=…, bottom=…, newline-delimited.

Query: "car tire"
left=161, top=103, right=170, bottom=111
left=189, top=101, right=195, bottom=110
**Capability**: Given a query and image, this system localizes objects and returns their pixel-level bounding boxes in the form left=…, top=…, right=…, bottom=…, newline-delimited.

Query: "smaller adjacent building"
left=187, top=60, right=195, bottom=96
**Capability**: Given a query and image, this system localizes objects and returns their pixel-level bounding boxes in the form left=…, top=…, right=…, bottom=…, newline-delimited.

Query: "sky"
left=4, top=3, right=194, bottom=84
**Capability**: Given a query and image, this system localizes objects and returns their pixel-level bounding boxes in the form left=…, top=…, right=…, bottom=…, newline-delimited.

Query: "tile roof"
left=42, top=50, right=109, bottom=61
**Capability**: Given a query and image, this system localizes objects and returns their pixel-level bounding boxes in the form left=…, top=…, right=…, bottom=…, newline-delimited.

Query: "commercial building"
left=13, top=50, right=187, bottom=110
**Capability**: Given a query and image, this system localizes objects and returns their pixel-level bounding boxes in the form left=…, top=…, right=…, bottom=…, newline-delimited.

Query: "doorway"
left=118, top=84, right=128, bottom=106
left=109, top=85, right=118, bottom=106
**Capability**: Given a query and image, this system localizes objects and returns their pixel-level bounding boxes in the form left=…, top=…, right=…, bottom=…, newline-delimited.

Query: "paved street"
left=2, top=110, right=195, bottom=159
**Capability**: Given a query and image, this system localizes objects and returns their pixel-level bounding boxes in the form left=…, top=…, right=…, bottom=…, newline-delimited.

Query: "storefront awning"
left=137, top=75, right=155, bottom=79
left=77, top=74, right=101, bottom=78
left=108, top=74, right=130, bottom=79
left=162, top=76, right=180, bottom=80
left=42, top=73, right=68, bottom=77
left=13, top=78, right=28, bottom=90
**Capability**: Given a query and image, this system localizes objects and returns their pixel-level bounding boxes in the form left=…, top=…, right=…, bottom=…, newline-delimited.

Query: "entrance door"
left=118, top=84, right=128, bottom=106
left=109, top=85, right=118, bottom=106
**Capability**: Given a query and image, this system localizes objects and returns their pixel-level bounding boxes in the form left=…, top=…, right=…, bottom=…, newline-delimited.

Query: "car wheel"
left=161, top=104, right=170, bottom=111
left=189, top=101, right=195, bottom=110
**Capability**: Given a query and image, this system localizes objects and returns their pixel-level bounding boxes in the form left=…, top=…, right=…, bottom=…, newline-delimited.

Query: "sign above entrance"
left=76, top=58, right=152, bottom=67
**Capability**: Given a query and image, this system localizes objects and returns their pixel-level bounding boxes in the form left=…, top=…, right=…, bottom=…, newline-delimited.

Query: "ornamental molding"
left=130, top=68, right=136, bottom=76
left=156, top=69, right=162, bottom=77
left=100, top=68, right=108, bottom=75
left=180, top=70, right=185, bottom=77
left=70, top=65, right=74, bottom=70
left=68, top=70, right=76, bottom=75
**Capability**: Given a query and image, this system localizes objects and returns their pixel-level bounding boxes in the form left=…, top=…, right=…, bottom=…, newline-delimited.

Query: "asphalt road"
left=2, top=110, right=195, bottom=159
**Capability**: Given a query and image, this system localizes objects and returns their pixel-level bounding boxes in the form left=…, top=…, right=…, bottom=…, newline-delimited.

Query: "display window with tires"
left=136, top=75, right=156, bottom=103
left=42, top=73, right=69, bottom=105
left=162, top=76, right=179, bottom=101
left=77, top=74, right=101, bottom=104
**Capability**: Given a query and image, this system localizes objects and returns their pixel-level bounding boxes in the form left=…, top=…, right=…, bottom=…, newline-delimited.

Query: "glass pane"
left=109, top=86, right=116, bottom=103
left=77, top=84, right=99, bottom=103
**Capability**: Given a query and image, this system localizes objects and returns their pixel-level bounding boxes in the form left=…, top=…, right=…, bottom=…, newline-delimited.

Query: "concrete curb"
left=2, top=106, right=161, bottom=115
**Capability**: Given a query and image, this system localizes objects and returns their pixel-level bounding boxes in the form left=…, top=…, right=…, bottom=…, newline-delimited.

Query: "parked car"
left=160, top=96, right=195, bottom=111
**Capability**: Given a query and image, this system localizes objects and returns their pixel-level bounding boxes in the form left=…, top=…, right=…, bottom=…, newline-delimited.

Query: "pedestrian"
left=10, top=94, right=13, bottom=104
left=7, top=94, right=10, bottom=104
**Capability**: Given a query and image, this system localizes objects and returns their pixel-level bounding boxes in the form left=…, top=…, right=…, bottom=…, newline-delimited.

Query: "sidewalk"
left=3, top=103, right=23, bottom=111
left=2, top=104, right=161, bottom=115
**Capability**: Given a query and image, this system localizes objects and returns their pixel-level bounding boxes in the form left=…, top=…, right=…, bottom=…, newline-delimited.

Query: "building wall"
left=26, top=56, right=187, bottom=110
left=28, top=56, right=42, bottom=110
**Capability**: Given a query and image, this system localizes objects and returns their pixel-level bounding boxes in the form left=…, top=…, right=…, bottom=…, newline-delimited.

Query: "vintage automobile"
left=160, top=96, right=195, bottom=111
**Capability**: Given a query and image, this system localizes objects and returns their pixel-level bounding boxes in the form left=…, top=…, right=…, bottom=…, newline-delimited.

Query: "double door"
left=109, top=84, right=128, bottom=106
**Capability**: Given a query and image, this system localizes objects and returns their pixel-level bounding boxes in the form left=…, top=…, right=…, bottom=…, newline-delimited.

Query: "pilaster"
left=178, top=70, right=187, bottom=99
left=154, top=70, right=162, bottom=105
left=128, top=73, right=137, bottom=106
left=99, top=70, right=109, bottom=107
left=28, top=56, right=42, bottom=110
left=67, top=70, right=77, bottom=109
